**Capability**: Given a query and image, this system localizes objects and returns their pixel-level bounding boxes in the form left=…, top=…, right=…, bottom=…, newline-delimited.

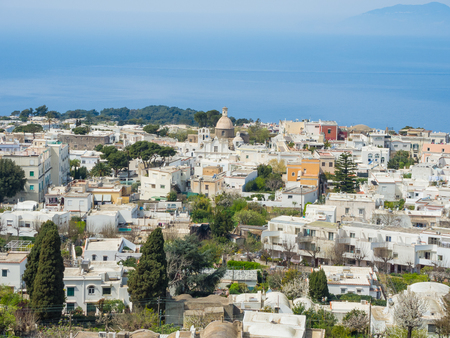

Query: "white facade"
left=0, top=252, right=27, bottom=293
left=69, top=150, right=102, bottom=171
left=360, top=145, right=389, bottom=169
left=0, top=209, right=71, bottom=237
left=83, top=237, right=139, bottom=262
left=48, top=141, right=70, bottom=186
left=140, top=166, right=191, bottom=200
left=320, top=265, right=381, bottom=299
left=224, top=169, right=257, bottom=191
left=63, top=261, right=132, bottom=314
left=64, top=193, right=93, bottom=214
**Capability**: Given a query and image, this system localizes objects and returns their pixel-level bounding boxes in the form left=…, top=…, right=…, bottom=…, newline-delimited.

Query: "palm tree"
left=90, top=161, right=112, bottom=177
left=70, top=159, right=81, bottom=172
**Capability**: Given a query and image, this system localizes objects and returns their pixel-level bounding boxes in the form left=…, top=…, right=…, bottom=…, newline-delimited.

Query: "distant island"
left=340, top=2, right=450, bottom=36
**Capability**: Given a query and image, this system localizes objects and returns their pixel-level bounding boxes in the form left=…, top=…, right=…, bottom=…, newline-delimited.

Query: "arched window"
left=92, top=255, right=96, bottom=261
left=375, top=154, right=380, bottom=159
left=88, top=286, right=95, bottom=295
left=368, top=153, right=373, bottom=159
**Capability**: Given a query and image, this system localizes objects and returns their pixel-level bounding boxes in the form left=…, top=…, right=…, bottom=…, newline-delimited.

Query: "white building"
left=69, top=150, right=103, bottom=171
left=64, top=192, right=93, bottom=214
left=0, top=252, right=27, bottom=293
left=140, top=165, right=191, bottom=200
left=243, top=311, right=307, bottom=338
left=83, top=237, right=140, bottom=263
left=320, top=265, right=381, bottom=299
left=360, top=145, right=389, bottom=169
left=63, top=261, right=132, bottom=315
left=0, top=209, right=71, bottom=237
left=224, top=169, right=257, bottom=191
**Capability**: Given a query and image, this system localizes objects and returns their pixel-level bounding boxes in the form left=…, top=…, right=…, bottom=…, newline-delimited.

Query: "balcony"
left=297, top=236, right=314, bottom=243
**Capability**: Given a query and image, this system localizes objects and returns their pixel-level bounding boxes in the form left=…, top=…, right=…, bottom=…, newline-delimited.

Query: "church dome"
left=215, top=107, right=234, bottom=130
left=233, top=132, right=244, bottom=143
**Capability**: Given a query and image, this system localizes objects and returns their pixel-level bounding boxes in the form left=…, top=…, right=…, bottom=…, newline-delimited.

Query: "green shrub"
left=228, top=282, right=248, bottom=294
left=227, top=260, right=261, bottom=270
left=75, top=246, right=82, bottom=256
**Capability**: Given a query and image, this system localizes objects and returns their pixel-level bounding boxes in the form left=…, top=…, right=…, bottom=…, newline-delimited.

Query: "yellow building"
left=286, top=158, right=320, bottom=186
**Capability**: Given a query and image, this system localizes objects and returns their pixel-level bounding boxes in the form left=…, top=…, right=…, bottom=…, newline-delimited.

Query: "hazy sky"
left=2, top=0, right=450, bottom=35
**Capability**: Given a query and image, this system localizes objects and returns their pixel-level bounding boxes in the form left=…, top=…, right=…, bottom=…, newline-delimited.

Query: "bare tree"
left=343, top=309, right=369, bottom=335
left=354, top=246, right=368, bottom=267
left=282, top=240, right=297, bottom=267
left=326, top=242, right=346, bottom=266
left=394, top=290, right=425, bottom=338
left=371, top=211, right=402, bottom=226
left=434, top=293, right=450, bottom=338
left=303, top=243, right=321, bottom=268
left=373, top=246, right=394, bottom=273
left=99, top=224, right=118, bottom=238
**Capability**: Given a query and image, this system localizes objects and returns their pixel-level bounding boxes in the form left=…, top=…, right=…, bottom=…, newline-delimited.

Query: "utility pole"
left=157, top=296, right=161, bottom=327
left=368, top=299, right=372, bottom=338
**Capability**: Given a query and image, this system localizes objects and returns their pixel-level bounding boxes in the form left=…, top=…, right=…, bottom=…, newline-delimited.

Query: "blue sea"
left=0, top=33, right=449, bottom=131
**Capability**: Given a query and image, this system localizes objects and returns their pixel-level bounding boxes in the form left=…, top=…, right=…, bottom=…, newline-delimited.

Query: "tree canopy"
left=388, top=150, right=415, bottom=169
left=128, top=227, right=168, bottom=309
left=13, top=124, right=43, bottom=133
left=165, top=235, right=225, bottom=296
left=72, top=126, right=89, bottom=135
left=0, top=159, right=26, bottom=203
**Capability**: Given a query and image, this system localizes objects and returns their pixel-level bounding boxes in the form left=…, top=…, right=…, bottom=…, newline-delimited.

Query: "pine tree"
left=333, top=153, right=357, bottom=193
left=127, top=227, right=168, bottom=309
left=30, top=226, right=65, bottom=321
left=23, top=220, right=57, bottom=300
left=308, top=269, right=329, bottom=302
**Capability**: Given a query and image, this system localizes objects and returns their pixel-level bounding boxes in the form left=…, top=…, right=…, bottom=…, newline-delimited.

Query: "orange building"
left=286, top=158, right=321, bottom=186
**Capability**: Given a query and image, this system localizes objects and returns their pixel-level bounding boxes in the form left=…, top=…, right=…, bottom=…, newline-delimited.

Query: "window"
left=205, top=185, right=209, bottom=190
left=358, top=208, right=364, bottom=215
left=428, top=237, right=440, bottom=245
left=368, top=153, right=373, bottom=159
left=329, top=162, right=333, bottom=167
left=160, top=185, right=165, bottom=189
left=327, top=129, right=331, bottom=134
left=328, top=232, right=334, bottom=241
left=2, top=270, right=7, bottom=277
left=88, top=286, right=95, bottom=295
left=102, top=287, right=111, bottom=295
left=425, top=252, right=431, bottom=259
left=30, top=185, right=34, bottom=191
left=368, top=237, right=373, bottom=242
left=428, top=324, right=436, bottom=333
left=151, top=184, right=156, bottom=189
left=295, top=228, right=301, bottom=235
left=67, top=287, right=75, bottom=297
left=393, top=252, right=398, bottom=258
left=356, top=289, right=362, bottom=294
left=221, top=131, right=225, bottom=136
left=246, top=155, right=249, bottom=159
left=345, top=208, right=350, bottom=214
left=291, top=172, right=295, bottom=177
left=103, top=256, right=108, bottom=261
left=278, top=227, right=283, bottom=231
left=439, top=255, right=443, bottom=261
left=427, top=148, right=430, bottom=151
left=350, top=233, right=355, bottom=238
left=310, top=230, right=316, bottom=237
left=288, top=195, right=293, bottom=199
left=322, top=162, right=325, bottom=167
left=30, top=171, right=34, bottom=177
left=341, top=288, right=346, bottom=293
left=67, top=303, right=75, bottom=312
left=386, top=236, right=391, bottom=242
left=92, top=255, right=96, bottom=261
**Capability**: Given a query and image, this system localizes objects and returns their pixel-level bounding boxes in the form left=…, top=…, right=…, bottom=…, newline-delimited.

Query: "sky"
left=2, top=0, right=450, bottom=35
left=1, top=1, right=450, bottom=130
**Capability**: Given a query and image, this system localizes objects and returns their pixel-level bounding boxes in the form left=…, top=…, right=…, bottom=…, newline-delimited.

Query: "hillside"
left=340, top=2, right=450, bottom=36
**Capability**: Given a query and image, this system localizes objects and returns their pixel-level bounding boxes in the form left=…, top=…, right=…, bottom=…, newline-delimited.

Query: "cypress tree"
left=127, top=227, right=167, bottom=309
left=31, top=226, right=65, bottom=321
left=308, top=269, right=329, bottom=302
left=333, top=153, right=357, bottom=193
left=23, top=220, right=57, bottom=299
